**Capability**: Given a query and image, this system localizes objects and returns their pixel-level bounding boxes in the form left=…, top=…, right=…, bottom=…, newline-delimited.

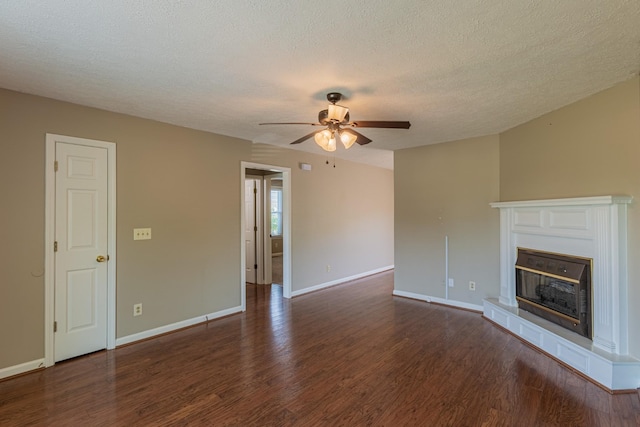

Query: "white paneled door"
left=54, top=142, right=108, bottom=362
left=245, top=178, right=257, bottom=284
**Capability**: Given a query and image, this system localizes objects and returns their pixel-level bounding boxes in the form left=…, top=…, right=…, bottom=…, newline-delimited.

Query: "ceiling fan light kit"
left=313, top=128, right=358, bottom=151
left=259, top=92, right=410, bottom=152
left=314, top=129, right=336, bottom=152
left=340, top=130, right=358, bottom=149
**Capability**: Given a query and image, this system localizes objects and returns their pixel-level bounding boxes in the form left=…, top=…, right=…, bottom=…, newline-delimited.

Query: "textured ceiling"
left=1, top=1, right=639, bottom=169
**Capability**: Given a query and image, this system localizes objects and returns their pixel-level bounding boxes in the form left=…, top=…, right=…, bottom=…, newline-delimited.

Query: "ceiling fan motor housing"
left=318, top=109, right=350, bottom=125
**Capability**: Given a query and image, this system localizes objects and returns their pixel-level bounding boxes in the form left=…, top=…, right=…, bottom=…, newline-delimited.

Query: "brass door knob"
left=96, top=255, right=109, bottom=262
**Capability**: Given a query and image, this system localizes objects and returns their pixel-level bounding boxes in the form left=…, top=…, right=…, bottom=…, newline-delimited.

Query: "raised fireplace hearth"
left=484, top=196, right=640, bottom=391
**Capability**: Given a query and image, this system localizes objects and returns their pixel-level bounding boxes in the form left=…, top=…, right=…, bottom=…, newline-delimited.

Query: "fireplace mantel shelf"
left=490, top=195, right=632, bottom=209
left=485, top=195, right=639, bottom=391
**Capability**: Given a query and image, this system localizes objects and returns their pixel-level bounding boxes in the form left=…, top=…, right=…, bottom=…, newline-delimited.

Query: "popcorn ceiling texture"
left=0, top=0, right=638, bottom=169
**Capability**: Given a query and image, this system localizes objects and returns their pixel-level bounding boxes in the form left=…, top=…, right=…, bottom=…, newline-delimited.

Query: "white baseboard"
left=291, top=265, right=394, bottom=297
left=0, top=358, right=45, bottom=380
left=115, top=305, right=243, bottom=347
left=392, top=289, right=483, bottom=312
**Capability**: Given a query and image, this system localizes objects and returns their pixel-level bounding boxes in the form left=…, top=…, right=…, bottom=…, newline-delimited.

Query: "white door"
left=54, top=142, right=108, bottom=362
left=245, top=178, right=257, bottom=284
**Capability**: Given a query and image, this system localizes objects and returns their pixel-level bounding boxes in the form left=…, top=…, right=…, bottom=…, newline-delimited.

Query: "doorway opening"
left=240, top=162, right=291, bottom=311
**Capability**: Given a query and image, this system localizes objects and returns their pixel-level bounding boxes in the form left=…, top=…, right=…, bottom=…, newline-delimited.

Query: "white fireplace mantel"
left=483, top=195, right=640, bottom=391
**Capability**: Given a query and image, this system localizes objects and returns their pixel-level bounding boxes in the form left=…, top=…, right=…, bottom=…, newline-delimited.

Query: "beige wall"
left=501, top=76, right=640, bottom=357
left=394, top=135, right=501, bottom=305
left=0, top=88, right=395, bottom=371
left=251, top=144, right=394, bottom=291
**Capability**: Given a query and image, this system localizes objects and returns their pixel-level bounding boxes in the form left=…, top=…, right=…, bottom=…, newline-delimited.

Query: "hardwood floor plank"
left=1, top=272, right=638, bottom=426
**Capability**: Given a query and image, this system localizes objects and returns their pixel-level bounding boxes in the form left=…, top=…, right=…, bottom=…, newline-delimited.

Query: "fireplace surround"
left=484, top=196, right=640, bottom=391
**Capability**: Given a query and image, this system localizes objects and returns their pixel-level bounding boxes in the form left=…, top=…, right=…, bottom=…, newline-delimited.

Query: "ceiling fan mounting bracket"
left=326, top=92, right=343, bottom=104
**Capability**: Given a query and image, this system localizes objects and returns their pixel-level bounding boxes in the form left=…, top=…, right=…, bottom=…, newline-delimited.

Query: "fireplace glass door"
left=517, top=271, right=579, bottom=319
left=515, top=249, right=592, bottom=339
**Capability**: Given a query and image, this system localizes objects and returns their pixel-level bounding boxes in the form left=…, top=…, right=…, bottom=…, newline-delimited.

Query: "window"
left=270, top=188, right=283, bottom=236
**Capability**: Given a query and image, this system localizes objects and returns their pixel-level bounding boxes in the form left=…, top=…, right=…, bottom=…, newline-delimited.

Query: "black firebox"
left=515, top=248, right=592, bottom=339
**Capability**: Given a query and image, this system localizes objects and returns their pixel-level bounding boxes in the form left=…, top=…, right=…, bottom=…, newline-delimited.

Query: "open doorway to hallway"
left=244, top=174, right=265, bottom=286
left=240, top=162, right=291, bottom=311
left=244, top=172, right=284, bottom=286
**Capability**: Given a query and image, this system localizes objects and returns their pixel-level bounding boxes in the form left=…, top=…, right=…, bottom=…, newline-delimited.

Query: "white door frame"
left=44, top=134, right=117, bottom=367
left=240, top=162, right=291, bottom=310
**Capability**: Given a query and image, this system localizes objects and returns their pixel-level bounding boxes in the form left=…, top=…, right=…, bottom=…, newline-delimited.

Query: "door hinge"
left=54, top=161, right=58, bottom=172
left=254, top=226, right=258, bottom=232
left=254, top=264, right=258, bottom=269
left=253, top=187, right=257, bottom=194
left=54, top=241, right=58, bottom=252
left=54, top=321, right=57, bottom=333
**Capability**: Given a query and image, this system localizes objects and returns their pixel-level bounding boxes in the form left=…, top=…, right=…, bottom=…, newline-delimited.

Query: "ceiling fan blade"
left=349, top=120, right=411, bottom=129
left=348, top=129, right=372, bottom=145
left=259, top=122, right=323, bottom=126
left=290, top=130, right=321, bottom=145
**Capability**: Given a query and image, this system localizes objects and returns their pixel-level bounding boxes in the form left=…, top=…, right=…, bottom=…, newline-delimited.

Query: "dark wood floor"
left=1, top=271, right=638, bottom=426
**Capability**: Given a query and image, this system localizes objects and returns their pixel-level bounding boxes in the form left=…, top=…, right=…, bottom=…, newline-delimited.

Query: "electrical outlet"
left=133, top=228, right=152, bottom=240
left=448, top=278, right=454, bottom=287
left=469, top=281, right=476, bottom=291
left=326, top=265, right=331, bottom=272
left=133, top=303, right=143, bottom=316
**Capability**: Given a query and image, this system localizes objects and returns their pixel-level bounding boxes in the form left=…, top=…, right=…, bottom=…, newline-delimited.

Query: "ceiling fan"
left=259, top=92, right=411, bottom=152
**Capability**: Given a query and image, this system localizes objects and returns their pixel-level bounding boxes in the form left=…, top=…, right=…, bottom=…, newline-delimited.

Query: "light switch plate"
left=133, top=228, right=152, bottom=240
